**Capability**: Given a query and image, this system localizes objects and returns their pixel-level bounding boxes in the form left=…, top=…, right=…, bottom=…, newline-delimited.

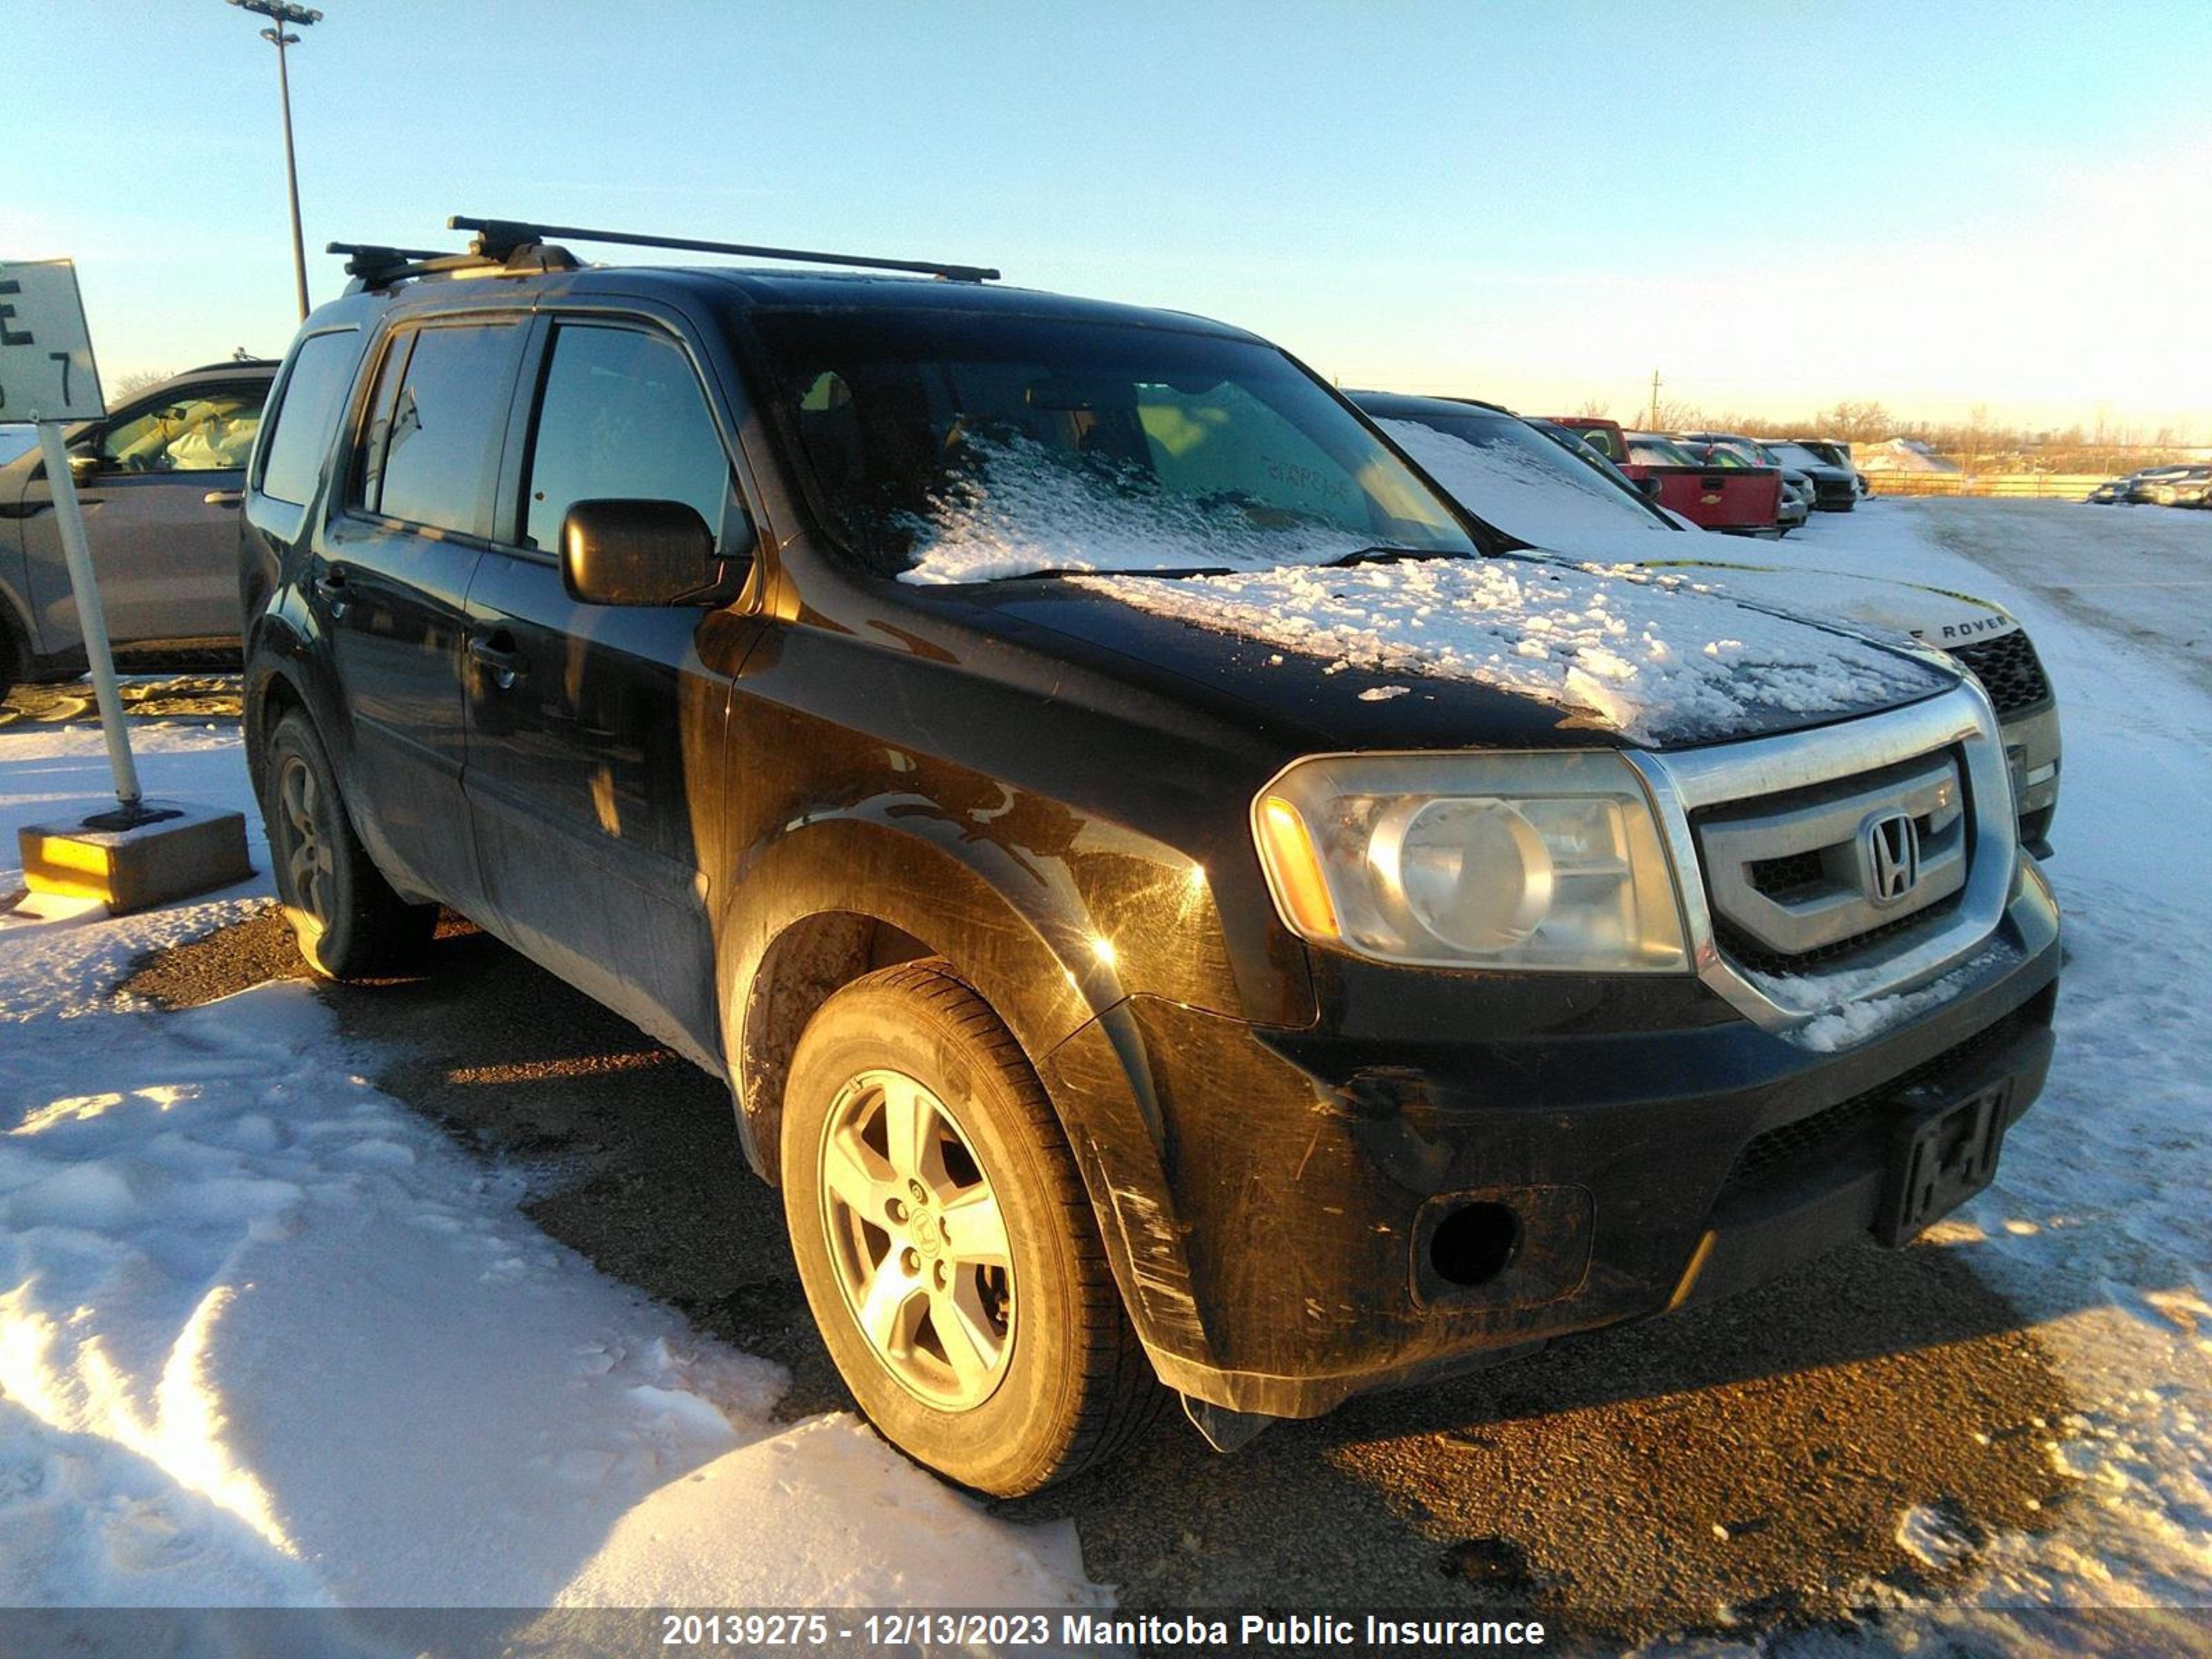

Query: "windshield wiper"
left=997, top=564, right=1236, bottom=581
left=1321, top=545, right=1468, bottom=569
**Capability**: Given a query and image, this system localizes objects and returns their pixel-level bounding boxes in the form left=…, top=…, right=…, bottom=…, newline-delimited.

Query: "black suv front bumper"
left=1044, top=877, right=2061, bottom=1419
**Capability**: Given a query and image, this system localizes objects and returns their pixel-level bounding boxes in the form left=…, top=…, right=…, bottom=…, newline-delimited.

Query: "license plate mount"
left=1876, top=1081, right=2009, bottom=1247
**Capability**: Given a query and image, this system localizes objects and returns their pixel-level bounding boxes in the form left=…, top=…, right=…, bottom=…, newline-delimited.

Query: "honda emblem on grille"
left=1859, top=809, right=1921, bottom=907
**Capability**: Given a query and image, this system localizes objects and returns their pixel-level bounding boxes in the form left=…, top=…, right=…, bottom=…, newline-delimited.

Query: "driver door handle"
left=469, top=632, right=530, bottom=691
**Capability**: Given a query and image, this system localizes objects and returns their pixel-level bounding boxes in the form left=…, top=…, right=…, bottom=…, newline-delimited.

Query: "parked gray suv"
left=0, top=359, right=276, bottom=700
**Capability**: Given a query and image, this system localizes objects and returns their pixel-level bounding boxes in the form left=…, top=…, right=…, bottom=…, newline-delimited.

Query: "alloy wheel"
left=817, top=1067, right=1015, bottom=1411
left=274, top=753, right=335, bottom=930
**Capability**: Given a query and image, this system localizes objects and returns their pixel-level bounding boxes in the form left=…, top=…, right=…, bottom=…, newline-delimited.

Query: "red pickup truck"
left=1550, top=416, right=1781, bottom=534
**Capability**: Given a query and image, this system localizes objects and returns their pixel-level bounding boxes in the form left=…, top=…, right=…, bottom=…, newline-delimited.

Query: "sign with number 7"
left=0, top=258, right=106, bottom=421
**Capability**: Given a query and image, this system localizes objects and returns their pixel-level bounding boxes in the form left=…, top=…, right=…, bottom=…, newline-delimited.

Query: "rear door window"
left=256, top=330, right=359, bottom=505
left=355, top=320, right=521, bottom=538
left=520, top=322, right=731, bottom=552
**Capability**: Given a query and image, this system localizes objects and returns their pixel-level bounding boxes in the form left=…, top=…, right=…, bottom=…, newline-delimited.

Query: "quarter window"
left=257, top=330, right=359, bottom=506
left=522, top=324, right=731, bottom=552
left=355, top=321, right=519, bottom=538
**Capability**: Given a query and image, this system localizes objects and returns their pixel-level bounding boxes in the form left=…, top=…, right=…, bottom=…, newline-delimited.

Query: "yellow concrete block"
left=19, top=799, right=254, bottom=915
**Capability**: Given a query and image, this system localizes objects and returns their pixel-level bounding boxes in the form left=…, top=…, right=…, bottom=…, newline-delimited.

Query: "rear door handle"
left=469, top=633, right=530, bottom=690
left=203, top=489, right=244, bottom=508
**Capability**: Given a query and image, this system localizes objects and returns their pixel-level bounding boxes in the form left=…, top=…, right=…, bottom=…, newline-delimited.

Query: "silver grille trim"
left=1698, top=750, right=1966, bottom=956
left=1625, top=682, right=2020, bottom=1032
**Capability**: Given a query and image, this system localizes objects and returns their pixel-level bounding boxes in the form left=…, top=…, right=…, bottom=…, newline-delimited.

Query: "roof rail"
left=326, top=238, right=580, bottom=294
left=447, top=216, right=999, bottom=283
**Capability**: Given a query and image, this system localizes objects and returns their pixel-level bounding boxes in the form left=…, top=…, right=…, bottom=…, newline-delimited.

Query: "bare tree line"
left=1571, top=393, right=2200, bottom=474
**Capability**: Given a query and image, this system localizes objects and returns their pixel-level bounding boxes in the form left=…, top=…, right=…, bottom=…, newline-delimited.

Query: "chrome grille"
left=1627, top=684, right=2028, bottom=1032
left=1695, top=750, right=1967, bottom=963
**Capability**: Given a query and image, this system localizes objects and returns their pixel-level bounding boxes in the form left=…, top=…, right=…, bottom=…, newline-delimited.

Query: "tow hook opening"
left=1430, top=1201, right=1523, bottom=1287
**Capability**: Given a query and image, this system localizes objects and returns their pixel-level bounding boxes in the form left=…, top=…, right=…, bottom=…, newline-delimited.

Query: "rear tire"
left=261, top=709, right=435, bottom=979
left=781, top=961, right=1163, bottom=1496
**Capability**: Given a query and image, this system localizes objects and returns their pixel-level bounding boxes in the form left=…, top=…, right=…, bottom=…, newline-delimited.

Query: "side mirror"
left=560, top=498, right=735, bottom=607
left=1635, top=475, right=1662, bottom=500
left=68, top=451, right=101, bottom=486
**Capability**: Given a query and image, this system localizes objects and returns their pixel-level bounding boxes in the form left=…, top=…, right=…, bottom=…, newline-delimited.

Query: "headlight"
left=1253, top=751, right=1691, bottom=971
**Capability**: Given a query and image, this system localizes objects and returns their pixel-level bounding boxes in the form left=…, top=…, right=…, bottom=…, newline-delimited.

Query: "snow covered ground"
left=1790, top=501, right=2212, bottom=1642
left=1, top=498, right=2207, bottom=1649
left=1656, top=499, right=2212, bottom=1653
left=0, top=713, right=1099, bottom=1624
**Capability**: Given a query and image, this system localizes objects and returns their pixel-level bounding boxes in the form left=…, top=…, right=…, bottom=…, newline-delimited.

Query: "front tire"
left=260, top=709, right=435, bottom=979
left=782, top=962, right=1161, bottom=1496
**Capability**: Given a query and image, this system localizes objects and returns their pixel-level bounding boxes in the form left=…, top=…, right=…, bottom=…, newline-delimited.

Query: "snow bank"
left=1075, top=557, right=1933, bottom=744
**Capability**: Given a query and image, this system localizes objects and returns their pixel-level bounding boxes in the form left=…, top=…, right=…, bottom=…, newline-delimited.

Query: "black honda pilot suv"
left=240, top=221, right=2061, bottom=1496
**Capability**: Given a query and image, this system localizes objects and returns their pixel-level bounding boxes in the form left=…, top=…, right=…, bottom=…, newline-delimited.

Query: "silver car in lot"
left=2144, top=467, right=2212, bottom=508
left=0, top=359, right=274, bottom=699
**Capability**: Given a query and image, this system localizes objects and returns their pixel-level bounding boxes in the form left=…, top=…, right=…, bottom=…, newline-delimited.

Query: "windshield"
left=1766, top=442, right=1826, bottom=469
left=752, top=310, right=1477, bottom=583
left=1627, top=434, right=1698, bottom=467
left=1374, top=411, right=1678, bottom=549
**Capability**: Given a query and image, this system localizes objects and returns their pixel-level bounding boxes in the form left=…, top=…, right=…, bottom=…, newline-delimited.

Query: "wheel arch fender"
left=242, top=594, right=349, bottom=805
left=719, top=814, right=1206, bottom=1370
left=721, top=814, right=1125, bottom=1169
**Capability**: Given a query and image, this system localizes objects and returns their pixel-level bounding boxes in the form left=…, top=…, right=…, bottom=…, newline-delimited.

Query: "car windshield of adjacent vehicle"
left=1362, top=404, right=1677, bottom=550
left=1765, top=441, right=1828, bottom=470
left=750, top=308, right=1477, bottom=583
left=1627, top=434, right=1699, bottom=467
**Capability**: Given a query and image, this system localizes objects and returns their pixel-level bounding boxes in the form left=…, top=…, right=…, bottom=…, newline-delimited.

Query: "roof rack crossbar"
left=327, top=240, right=453, bottom=266
left=326, top=238, right=580, bottom=293
left=326, top=240, right=496, bottom=287
left=447, top=216, right=999, bottom=283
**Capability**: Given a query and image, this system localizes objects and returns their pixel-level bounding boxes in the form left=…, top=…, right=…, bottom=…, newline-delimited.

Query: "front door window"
left=97, top=388, right=263, bottom=472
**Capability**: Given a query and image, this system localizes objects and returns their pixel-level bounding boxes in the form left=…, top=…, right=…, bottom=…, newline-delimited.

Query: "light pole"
left=228, top=0, right=323, bottom=321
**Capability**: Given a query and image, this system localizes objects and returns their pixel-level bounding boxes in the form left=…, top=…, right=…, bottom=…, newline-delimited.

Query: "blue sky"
left=15, top=1, right=2209, bottom=431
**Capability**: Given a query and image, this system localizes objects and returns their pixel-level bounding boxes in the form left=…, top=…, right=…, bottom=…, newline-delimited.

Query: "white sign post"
left=0, top=258, right=146, bottom=818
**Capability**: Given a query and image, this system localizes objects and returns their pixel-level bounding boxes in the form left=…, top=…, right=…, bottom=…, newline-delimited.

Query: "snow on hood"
left=1071, top=556, right=1947, bottom=746
left=1638, top=559, right=2016, bottom=649
left=1365, top=414, right=2012, bottom=649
